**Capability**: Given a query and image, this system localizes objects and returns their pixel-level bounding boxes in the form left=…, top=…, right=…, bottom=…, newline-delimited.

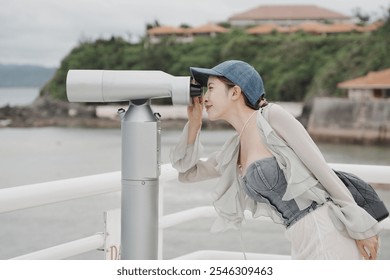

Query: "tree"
left=146, top=20, right=161, bottom=30
left=353, top=7, right=370, bottom=25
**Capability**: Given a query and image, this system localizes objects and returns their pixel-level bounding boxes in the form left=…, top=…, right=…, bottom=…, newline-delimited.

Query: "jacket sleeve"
left=169, top=122, right=221, bottom=182
left=267, top=104, right=381, bottom=239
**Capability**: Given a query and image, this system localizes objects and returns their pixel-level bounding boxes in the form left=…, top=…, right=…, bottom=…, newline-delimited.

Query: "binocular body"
left=66, top=70, right=202, bottom=105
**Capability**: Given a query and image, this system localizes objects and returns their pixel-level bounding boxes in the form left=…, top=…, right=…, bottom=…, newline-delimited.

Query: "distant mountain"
left=0, top=64, right=57, bottom=87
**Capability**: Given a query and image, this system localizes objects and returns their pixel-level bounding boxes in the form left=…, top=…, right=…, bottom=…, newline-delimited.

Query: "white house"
left=337, top=69, right=390, bottom=100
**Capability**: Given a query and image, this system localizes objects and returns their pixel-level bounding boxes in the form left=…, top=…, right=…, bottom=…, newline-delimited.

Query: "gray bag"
left=260, top=105, right=388, bottom=222
left=334, top=170, right=389, bottom=222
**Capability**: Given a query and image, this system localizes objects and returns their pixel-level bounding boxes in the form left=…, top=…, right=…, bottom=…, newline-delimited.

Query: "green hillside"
left=43, top=16, right=390, bottom=102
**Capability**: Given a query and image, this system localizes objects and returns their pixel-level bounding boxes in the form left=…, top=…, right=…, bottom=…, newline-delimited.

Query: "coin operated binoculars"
left=66, top=70, right=202, bottom=260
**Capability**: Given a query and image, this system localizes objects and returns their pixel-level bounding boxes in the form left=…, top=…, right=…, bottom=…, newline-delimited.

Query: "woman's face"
left=204, top=76, right=231, bottom=121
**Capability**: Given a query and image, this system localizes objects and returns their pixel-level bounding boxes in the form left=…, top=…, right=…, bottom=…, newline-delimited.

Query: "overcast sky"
left=1, top=0, right=389, bottom=67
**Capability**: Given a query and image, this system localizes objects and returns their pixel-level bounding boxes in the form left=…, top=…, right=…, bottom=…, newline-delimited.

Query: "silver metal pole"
left=119, top=99, right=161, bottom=260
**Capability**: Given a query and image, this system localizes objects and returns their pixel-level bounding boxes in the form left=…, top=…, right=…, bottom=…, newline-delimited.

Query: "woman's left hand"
left=356, top=236, right=379, bottom=260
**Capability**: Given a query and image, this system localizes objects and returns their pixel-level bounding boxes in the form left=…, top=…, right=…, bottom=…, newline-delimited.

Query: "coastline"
left=1, top=96, right=389, bottom=146
left=0, top=97, right=242, bottom=130
left=0, top=96, right=301, bottom=130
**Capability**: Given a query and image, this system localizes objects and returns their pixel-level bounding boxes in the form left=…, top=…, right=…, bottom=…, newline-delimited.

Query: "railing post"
left=119, top=100, right=161, bottom=260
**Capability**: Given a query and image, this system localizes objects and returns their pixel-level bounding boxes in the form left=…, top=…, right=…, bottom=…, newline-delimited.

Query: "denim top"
left=242, top=157, right=320, bottom=228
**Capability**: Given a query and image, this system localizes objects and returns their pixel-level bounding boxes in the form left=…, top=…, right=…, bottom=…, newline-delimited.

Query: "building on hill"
left=147, top=23, right=228, bottom=44
left=147, top=26, right=191, bottom=44
left=246, top=23, right=297, bottom=34
left=246, top=21, right=383, bottom=36
left=229, top=4, right=351, bottom=27
left=188, top=23, right=229, bottom=37
left=355, top=21, right=385, bottom=32
left=308, top=69, right=390, bottom=144
left=337, top=69, right=390, bottom=100
left=146, top=5, right=383, bottom=43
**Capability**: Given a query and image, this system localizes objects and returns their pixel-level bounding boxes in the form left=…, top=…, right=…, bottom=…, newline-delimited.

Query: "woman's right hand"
left=187, top=96, right=203, bottom=144
left=188, top=96, right=203, bottom=126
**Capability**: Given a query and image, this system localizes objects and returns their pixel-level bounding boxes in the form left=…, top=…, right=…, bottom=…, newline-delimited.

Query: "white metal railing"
left=1, top=163, right=390, bottom=259
left=0, top=172, right=120, bottom=214
left=11, top=234, right=105, bottom=260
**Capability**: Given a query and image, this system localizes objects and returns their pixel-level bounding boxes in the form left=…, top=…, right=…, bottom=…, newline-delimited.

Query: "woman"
left=170, top=60, right=381, bottom=259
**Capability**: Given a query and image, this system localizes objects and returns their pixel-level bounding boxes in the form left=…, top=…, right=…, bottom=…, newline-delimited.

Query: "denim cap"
left=190, top=60, right=265, bottom=106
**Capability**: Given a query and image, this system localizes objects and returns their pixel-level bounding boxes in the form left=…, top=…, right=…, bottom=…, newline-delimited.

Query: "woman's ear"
left=231, top=85, right=243, bottom=101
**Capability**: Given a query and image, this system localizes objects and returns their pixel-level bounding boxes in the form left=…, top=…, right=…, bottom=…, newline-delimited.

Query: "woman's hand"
left=188, top=96, right=203, bottom=125
left=356, top=236, right=379, bottom=260
left=187, top=96, right=203, bottom=144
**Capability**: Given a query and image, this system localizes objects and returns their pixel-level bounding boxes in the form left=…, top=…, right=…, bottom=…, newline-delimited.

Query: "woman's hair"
left=217, top=76, right=267, bottom=110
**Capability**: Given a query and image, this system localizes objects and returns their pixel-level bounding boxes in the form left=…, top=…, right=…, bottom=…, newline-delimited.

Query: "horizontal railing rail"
left=11, top=234, right=105, bottom=260
left=2, top=163, right=390, bottom=259
left=0, top=165, right=178, bottom=214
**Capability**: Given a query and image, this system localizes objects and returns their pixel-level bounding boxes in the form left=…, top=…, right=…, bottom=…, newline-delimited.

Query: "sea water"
left=0, top=87, right=40, bottom=107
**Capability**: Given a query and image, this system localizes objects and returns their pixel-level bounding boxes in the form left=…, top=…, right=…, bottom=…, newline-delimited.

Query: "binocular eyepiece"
left=66, top=70, right=202, bottom=105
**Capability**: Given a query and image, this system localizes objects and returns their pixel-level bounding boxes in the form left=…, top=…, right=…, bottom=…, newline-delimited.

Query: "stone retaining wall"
left=307, top=97, right=390, bottom=145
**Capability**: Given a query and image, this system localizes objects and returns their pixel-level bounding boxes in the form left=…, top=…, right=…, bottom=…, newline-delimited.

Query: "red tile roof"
left=188, top=23, right=229, bottom=34
left=320, top=23, right=358, bottom=33
left=230, top=5, right=350, bottom=21
left=355, top=21, right=385, bottom=32
left=148, top=24, right=228, bottom=36
left=246, top=24, right=279, bottom=34
left=247, top=21, right=382, bottom=35
left=147, top=26, right=185, bottom=36
left=247, top=24, right=297, bottom=34
left=295, top=21, right=328, bottom=33
left=338, top=69, right=390, bottom=89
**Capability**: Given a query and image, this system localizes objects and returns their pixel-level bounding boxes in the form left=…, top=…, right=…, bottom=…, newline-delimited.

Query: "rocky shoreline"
left=0, top=96, right=231, bottom=130
left=2, top=96, right=389, bottom=145
left=0, top=96, right=109, bottom=128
